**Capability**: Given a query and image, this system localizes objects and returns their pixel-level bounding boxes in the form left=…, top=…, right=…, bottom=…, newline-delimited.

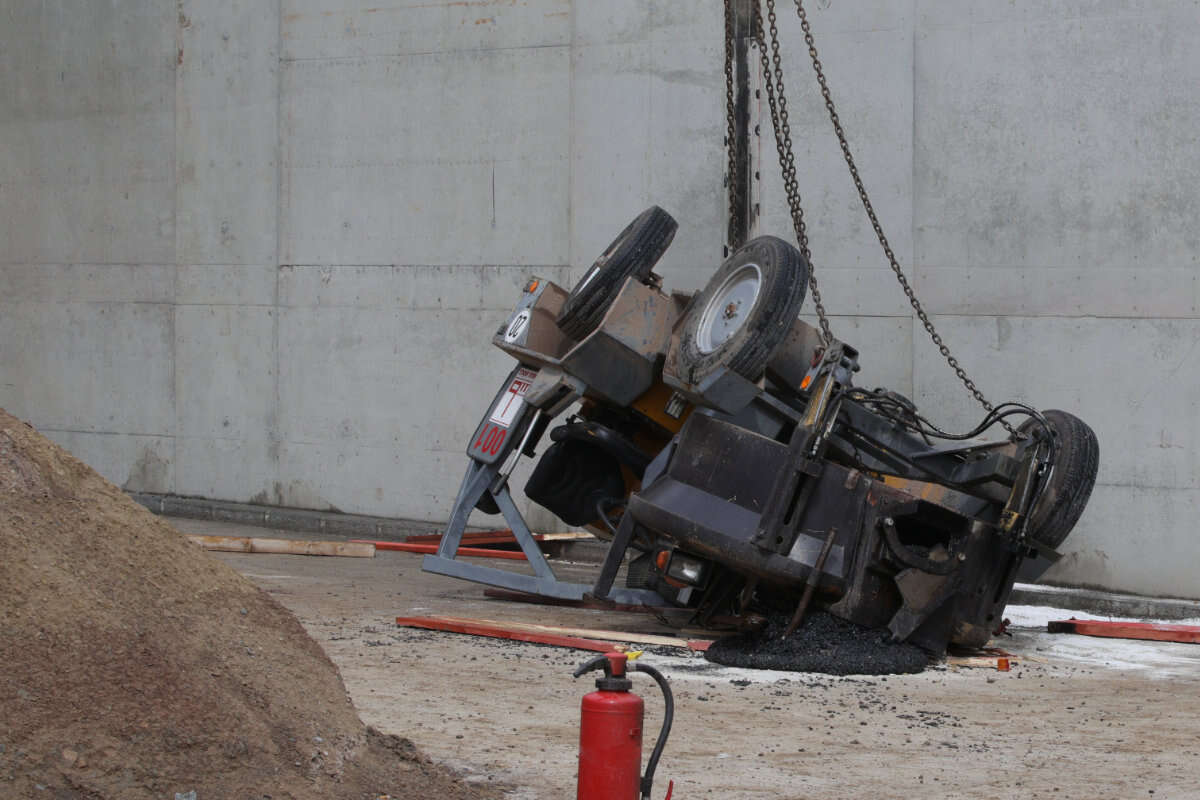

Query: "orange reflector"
left=525, top=279, right=540, bottom=293
left=800, top=374, right=813, bottom=390
left=656, top=550, right=670, bottom=571
left=997, top=657, right=1011, bottom=672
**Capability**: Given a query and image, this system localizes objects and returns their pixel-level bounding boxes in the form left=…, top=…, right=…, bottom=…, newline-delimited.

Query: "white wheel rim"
left=696, top=262, right=762, bottom=354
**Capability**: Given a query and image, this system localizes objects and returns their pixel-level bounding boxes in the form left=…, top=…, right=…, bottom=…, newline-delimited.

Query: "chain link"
left=722, top=0, right=746, bottom=251
left=750, top=0, right=834, bottom=343
left=749, top=0, right=1010, bottom=430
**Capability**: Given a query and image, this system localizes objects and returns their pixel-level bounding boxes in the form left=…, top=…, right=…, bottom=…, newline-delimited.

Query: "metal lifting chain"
left=747, top=0, right=1010, bottom=430
left=722, top=0, right=747, bottom=251
left=745, top=0, right=834, bottom=344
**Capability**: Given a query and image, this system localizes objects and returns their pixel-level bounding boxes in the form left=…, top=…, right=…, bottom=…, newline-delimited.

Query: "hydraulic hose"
left=632, top=662, right=674, bottom=800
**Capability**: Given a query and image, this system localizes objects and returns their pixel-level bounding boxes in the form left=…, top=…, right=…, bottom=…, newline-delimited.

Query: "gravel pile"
left=0, top=408, right=499, bottom=800
left=705, top=611, right=929, bottom=675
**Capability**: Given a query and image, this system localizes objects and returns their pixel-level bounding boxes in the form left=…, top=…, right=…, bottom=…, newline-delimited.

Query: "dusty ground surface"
left=173, top=516, right=1200, bottom=800
left=0, top=409, right=499, bottom=800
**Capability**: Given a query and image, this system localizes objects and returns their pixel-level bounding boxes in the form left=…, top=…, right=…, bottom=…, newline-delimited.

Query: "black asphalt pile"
left=705, top=611, right=929, bottom=675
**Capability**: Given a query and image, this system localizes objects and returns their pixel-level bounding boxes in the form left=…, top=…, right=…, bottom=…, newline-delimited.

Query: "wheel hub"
left=697, top=262, right=762, bottom=354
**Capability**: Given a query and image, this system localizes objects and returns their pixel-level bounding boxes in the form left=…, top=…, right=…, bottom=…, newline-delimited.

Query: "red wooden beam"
left=404, top=530, right=522, bottom=545
left=353, top=541, right=527, bottom=560
left=396, top=616, right=618, bottom=653
left=1048, top=619, right=1200, bottom=644
left=482, top=587, right=675, bottom=613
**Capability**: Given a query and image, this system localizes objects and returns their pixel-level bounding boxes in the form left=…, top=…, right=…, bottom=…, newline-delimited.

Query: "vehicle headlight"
left=666, top=552, right=709, bottom=587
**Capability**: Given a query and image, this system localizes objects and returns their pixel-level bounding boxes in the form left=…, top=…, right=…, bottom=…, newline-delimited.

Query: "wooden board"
left=404, top=531, right=593, bottom=545
left=395, top=616, right=617, bottom=653
left=1048, top=619, right=1200, bottom=644
left=947, top=655, right=1013, bottom=671
left=351, top=541, right=527, bottom=560
left=185, top=535, right=375, bottom=558
left=482, top=587, right=677, bottom=613
left=395, top=614, right=712, bottom=652
left=434, top=615, right=705, bottom=649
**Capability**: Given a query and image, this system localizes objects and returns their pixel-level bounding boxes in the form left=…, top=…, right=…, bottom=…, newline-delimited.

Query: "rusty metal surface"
left=560, top=277, right=677, bottom=406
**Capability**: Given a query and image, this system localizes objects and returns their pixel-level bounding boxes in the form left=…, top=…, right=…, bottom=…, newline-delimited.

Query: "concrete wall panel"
left=42, top=429, right=174, bottom=495
left=281, top=46, right=570, bottom=266
left=756, top=21, right=914, bottom=272
left=914, top=4, right=1200, bottom=272
left=915, top=266, right=1198, bottom=318
left=1043, top=483, right=1200, bottom=600
left=277, top=305, right=509, bottom=446
left=0, top=1, right=174, bottom=122
left=175, top=305, right=276, bottom=442
left=570, top=0, right=725, bottom=291
left=575, top=0, right=729, bottom=47
left=0, top=111, right=175, bottom=265
left=278, top=264, right=573, bottom=311
left=570, top=38, right=726, bottom=293
left=0, top=1, right=174, bottom=265
left=282, top=0, right=571, bottom=60
left=175, top=0, right=279, bottom=266
left=177, top=264, right=277, bottom=306
left=0, top=301, right=174, bottom=436
left=0, top=263, right=173, bottom=304
left=175, top=435, right=277, bottom=504
left=276, top=301, right=516, bottom=517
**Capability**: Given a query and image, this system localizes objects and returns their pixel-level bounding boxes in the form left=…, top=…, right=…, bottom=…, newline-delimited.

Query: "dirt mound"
left=705, top=611, right=929, bottom=675
left=0, top=409, right=500, bottom=800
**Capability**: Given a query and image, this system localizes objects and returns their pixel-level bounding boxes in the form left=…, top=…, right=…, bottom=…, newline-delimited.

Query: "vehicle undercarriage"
left=423, top=208, right=1100, bottom=656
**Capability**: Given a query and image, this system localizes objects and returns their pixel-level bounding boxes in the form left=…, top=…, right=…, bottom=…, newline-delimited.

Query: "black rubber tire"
left=556, top=206, right=678, bottom=340
left=676, top=235, right=809, bottom=383
left=1020, top=410, right=1099, bottom=549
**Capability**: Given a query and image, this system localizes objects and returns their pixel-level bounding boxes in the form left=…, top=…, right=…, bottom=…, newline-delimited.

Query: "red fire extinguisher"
left=573, top=651, right=675, bottom=800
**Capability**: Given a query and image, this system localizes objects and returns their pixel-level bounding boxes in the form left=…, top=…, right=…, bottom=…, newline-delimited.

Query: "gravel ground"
left=176, top=517, right=1200, bottom=800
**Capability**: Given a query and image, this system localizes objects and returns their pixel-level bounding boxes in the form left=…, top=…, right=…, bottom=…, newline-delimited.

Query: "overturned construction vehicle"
left=424, top=207, right=1099, bottom=656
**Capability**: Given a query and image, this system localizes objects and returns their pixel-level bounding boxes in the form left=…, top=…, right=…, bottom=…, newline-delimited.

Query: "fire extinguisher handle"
left=631, top=662, right=674, bottom=800
left=572, top=654, right=610, bottom=679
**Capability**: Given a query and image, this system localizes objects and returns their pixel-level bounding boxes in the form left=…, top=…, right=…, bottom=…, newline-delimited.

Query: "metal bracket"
left=423, top=457, right=666, bottom=605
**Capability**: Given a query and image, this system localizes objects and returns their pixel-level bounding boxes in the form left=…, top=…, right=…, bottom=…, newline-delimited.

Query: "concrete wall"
left=2, top=1, right=1198, bottom=599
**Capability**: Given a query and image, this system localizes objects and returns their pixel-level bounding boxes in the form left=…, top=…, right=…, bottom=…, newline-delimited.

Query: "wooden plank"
left=186, top=535, right=375, bottom=558
left=403, top=531, right=594, bottom=545
left=404, top=531, right=523, bottom=545
left=1048, top=619, right=1200, bottom=644
left=530, top=532, right=597, bottom=542
left=351, top=541, right=527, bottom=560
left=947, top=655, right=1013, bottom=671
left=433, top=615, right=709, bottom=650
left=482, top=587, right=676, bottom=613
left=395, top=616, right=618, bottom=653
